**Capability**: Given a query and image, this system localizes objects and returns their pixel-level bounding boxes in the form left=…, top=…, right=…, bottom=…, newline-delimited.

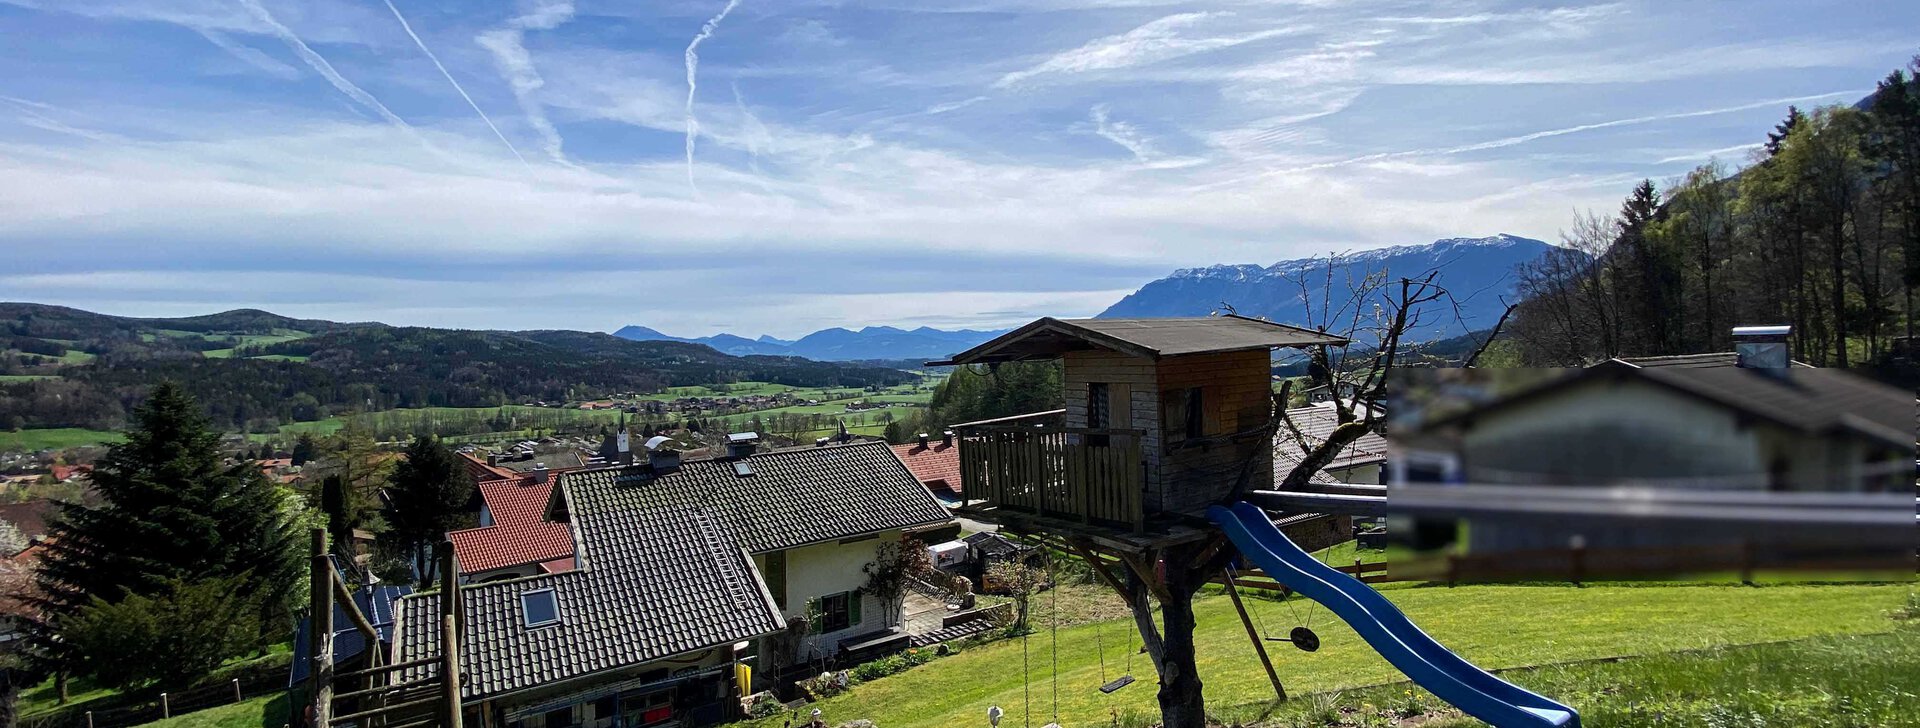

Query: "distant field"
left=0, top=374, right=59, bottom=382
left=57, top=349, right=95, bottom=363
left=1, top=428, right=122, bottom=452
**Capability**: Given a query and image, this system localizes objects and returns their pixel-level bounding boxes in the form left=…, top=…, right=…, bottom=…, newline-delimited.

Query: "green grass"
left=0, top=427, right=122, bottom=452
left=0, top=374, right=60, bottom=382
left=1228, top=628, right=1920, bottom=728
left=57, top=349, right=95, bottom=363
left=133, top=693, right=288, bottom=728
left=740, top=583, right=1914, bottom=728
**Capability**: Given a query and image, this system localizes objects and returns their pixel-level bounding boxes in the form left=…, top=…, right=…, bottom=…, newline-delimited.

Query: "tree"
left=290, top=433, right=317, bottom=466
left=860, top=536, right=930, bottom=626
left=983, top=558, right=1047, bottom=630
left=25, top=382, right=302, bottom=680
left=58, top=577, right=262, bottom=690
left=320, top=474, right=354, bottom=552
left=383, top=435, right=475, bottom=587
left=0, top=519, right=25, bottom=557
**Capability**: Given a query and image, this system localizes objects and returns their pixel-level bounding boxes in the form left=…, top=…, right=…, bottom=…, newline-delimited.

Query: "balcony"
left=955, top=417, right=1146, bottom=533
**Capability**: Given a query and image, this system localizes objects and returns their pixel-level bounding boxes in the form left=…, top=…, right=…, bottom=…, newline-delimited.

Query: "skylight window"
left=732, top=461, right=755, bottom=477
left=521, top=588, right=560, bottom=628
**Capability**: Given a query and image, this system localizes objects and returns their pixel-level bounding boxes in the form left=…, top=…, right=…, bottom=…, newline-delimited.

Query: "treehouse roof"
left=928, top=315, right=1347, bottom=366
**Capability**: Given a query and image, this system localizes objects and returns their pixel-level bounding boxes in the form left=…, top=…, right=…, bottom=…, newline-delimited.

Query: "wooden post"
left=438, top=542, right=464, bottom=728
left=1221, top=569, right=1286, bottom=702
left=1739, top=539, right=1755, bottom=586
left=1444, top=554, right=1457, bottom=587
left=1569, top=543, right=1585, bottom=587
left=309, top=528, right=334, bottom=728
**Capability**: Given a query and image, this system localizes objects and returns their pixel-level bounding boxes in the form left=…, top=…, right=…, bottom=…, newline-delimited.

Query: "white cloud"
left=476, top=0, right=575, bottom=166
left=995, top=12, right=1304, bottom=88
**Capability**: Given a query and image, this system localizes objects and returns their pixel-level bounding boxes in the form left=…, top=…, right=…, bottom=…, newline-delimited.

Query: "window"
left=543, top=708, right=572, bottom=728
left=810, top=589, right=862, bottom=634
left=1087, top=383, right=1111, bottom=429
left=1184, top=387, right=1204, bottom=439
left=763, top=551, right=787, bottom=610
left=521, top=588, right=560, bottom=628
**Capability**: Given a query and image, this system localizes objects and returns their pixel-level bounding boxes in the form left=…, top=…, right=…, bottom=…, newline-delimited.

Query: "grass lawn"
left=1226, top=628, right=1920, bottom=728
left=0, top=427, right=123, bottom=452
left=134, top=693, right=288, bottom=728
left=741, top=583, right=1915, bottom=728
left=0, top=374, right=60, bottom=382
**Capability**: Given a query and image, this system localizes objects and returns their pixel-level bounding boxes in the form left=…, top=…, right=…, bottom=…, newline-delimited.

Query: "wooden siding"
left=1155, top=349, right=1275, bottom=514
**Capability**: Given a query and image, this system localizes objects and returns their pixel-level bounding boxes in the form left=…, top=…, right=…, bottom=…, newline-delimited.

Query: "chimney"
left=487, top=453, right=499, bottom=467
left=726, top=432, right=760, bottom=459
left=644, top=435, right=679, bottom=473
left=815, top=437, right=830, bottom=447
left=530, top=463, right=549, bottom=484
left=916, top=433, right=929, bottom=448
left=941, top=430, right=954, bottom=447
left=1732, top=325, right=1792, bottom=376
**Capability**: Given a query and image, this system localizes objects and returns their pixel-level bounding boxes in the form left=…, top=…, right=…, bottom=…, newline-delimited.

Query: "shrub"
left=60, top=577, right=263, bottom=690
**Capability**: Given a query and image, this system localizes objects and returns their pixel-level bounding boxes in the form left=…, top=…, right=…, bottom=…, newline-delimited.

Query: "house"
left=0, top=538, right=47, bottom=651
left=449, top=470, right=577, bottom=583
left=889, top=432, right=961, bottom=504
left=1273, top=403, right=1388, bottom=486
left=387, top=438, right=955, bottom=728
left=1401, top=346, right=1912, bottom=554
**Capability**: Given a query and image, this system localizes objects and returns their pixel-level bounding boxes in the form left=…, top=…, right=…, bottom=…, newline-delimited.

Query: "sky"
left=0, top=1, right=1914, bottom=338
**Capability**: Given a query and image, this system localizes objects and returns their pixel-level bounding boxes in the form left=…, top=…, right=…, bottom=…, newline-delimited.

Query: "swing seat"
left=1099, top=675, right=1136, bottom=694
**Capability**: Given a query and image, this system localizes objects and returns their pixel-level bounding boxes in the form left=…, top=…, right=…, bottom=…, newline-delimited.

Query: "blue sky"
left=0, top=0, right=1913, bottom=338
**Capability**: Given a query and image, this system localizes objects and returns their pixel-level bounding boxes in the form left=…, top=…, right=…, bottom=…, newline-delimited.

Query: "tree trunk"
left=1152, top=553, right=1208, bottom=728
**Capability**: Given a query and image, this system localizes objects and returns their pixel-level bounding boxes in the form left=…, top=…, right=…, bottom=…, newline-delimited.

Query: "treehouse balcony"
left=956, top=422, right=1147, bottom=532
left=932, top=316, right=1349, bottom=541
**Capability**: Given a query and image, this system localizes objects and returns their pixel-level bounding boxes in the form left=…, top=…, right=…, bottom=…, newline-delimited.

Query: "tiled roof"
left=561, top=441, right=954, bottom=554
left=450, top=476, right=574, bottom=574
left=0, top=500, right=54, bottom=542
left=891, top=441, right=962, bottom=492
left=459, top=452, right=518, bottom=483
left=1274, top=404, right=1389, bottom=484
left=395, top=505, right=783, bottom=700
left=934, top=315, right=1347, bottom=365
left=393, top=441, right=950, bottom=701
left=1607, top=352, right=1815, bottom=369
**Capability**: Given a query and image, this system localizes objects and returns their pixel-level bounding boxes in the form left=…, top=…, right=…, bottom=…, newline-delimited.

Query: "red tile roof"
left=459, top=452, right=517, bottom=483
left=449, top=475, right=574, bottom=575
left=890, top=441, right=962, bottom=493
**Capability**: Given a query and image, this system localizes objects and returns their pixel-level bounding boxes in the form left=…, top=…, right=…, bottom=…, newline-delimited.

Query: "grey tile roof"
left=1274, top=404, right=1389, bottom=483
left=1606, top=352, right=1815, bottom=369
left=391, top=441, right=950, bottom=701
left=562, top=440, right=956, bottom=554
left=290, top=584, right=413, bottom=686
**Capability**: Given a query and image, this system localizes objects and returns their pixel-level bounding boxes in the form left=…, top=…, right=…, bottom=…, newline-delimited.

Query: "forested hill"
left=0, top=303, right=912, bottom=432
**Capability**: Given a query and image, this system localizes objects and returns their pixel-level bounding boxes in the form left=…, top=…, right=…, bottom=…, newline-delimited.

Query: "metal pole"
left=161, top=693, right=169, bottom=719
left=233, top=678, right=242, bottom=703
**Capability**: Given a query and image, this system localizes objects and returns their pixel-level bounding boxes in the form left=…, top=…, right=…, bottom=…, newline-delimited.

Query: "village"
left=0, top=314, right=1910, bottom=728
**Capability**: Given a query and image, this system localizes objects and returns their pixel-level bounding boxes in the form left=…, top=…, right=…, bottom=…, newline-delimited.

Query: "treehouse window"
left=1087, top=383, right=1111, bottom=429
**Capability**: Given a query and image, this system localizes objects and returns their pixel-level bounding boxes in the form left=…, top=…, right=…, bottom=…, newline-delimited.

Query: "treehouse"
left=930, top=315, right=1348, bottom=543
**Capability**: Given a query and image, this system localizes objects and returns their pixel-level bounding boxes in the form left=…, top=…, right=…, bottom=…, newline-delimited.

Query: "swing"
left=1094, top=608, right=1136, bottom=693
left=1227, top=561, right=1322, bottom=653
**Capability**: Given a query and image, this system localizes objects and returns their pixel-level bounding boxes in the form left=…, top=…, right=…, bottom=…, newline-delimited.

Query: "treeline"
left=2, top=320, right=913, bottom=433
left=1510, top=55, right=1920, bottom=370
left=883, top=361, right=1062, bottom=442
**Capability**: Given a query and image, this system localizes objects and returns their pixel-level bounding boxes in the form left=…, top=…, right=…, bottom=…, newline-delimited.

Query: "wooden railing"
left=958, top=425, right=1146, bottom=532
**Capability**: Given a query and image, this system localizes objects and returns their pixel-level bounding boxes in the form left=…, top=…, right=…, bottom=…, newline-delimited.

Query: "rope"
left=1021, top=621, right=1031, bottom=728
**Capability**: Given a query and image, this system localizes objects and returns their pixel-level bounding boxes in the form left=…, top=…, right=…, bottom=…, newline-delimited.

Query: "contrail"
left=236, top=0, right=411, bottom=130
left=382, top=0, right=526, bottom=165
left=684, top=0, right=743, bottom=197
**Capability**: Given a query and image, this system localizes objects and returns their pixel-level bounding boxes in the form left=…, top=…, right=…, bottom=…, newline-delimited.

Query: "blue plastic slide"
left=1210, top=502, right=1579, bottom=728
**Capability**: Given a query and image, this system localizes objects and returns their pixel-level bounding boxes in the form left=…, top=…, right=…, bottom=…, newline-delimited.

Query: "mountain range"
left=616, top=234, right=1572, bottom=360
left=1099, top=234, right=1570, bottom=342
left=613, top=324, right=1009, bottom=362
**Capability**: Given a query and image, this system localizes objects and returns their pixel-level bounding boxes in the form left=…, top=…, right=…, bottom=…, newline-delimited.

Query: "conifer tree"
left=25, top=382, right=301, bottom=678
left=383, top=435, right=475, bottom=586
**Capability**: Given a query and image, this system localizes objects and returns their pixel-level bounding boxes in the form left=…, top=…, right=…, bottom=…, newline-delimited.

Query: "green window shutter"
left=807, top=598, right=823, bottom=635
left=849, top=589, right=862, bottom=626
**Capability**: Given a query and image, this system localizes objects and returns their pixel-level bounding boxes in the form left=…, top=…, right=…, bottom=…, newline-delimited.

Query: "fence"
left=1390, top=540, right=1916, bottom=586
left=23, top=665, right=289, bottom=728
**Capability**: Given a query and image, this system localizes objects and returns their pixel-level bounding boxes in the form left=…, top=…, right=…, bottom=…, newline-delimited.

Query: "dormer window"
left=521, top=588, right=560, bottom=628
